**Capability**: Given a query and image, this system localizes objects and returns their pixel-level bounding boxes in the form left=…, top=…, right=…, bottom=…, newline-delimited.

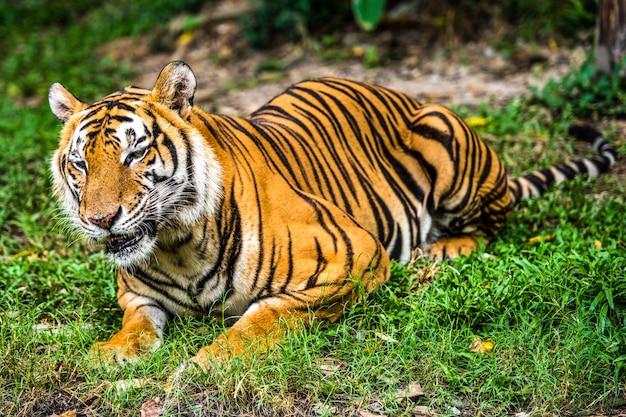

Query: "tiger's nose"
left=88, top=208, right=121, bottom=230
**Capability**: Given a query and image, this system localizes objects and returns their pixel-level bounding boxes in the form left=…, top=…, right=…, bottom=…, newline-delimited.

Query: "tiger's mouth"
left=105, top=233, right=144, bottom=254
left=104, top=220, right=157, bottom=256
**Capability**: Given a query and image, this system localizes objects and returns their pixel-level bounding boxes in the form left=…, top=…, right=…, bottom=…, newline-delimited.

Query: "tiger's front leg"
left=189, top=298, right=308, bottom=367
left=189, top=288, right=362, bottom=370
left=190, top=247, right=389, bottom=371
left=90, top=270, right=167, bottom=365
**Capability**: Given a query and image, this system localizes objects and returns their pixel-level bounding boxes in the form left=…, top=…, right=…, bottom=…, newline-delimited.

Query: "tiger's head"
left=49, top=61, right=222, bottom=267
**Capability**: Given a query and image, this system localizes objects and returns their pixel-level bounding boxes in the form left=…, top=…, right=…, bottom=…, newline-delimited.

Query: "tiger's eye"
left=125, top=149, right=148, bottom=166
left=72, top=160, right=87, bottom=172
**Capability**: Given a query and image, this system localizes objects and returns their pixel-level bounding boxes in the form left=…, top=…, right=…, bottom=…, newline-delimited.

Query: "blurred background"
left=0, top=0, right=607, bottom=113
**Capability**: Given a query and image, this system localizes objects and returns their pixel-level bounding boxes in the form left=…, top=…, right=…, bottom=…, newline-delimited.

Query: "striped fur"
left=508, top=124, right=617, bottom=203
left=49, top=61, right=616, bottom=365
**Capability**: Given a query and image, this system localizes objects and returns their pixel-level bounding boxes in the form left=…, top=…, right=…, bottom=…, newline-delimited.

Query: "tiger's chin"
left=104, top=222, right=158, bottom=267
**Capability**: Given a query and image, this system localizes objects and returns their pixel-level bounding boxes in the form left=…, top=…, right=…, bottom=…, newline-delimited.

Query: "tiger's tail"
left=507, top=125, right=617, bottom=206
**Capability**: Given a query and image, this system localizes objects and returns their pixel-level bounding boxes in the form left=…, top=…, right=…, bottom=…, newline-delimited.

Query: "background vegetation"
left=1, top=0, right=625, bottom=416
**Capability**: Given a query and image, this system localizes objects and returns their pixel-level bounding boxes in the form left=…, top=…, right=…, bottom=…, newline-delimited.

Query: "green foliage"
left=352, top=0, right=386, bottom=31
left=0, top=97, right=60, bottom=255
left=498, top=0, right=597, bottom=40
left=241, top=0, right=352, bottom=47
left=530, top=55, right=626, bottom=119
left=0, top=0, right=207, bottom=100
left=0, top=0, right=94, bottom=33
left=242, top=0, right=597, bottom=50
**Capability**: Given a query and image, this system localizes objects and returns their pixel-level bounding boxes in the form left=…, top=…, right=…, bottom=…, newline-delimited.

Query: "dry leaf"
left=111, top=378, right=150, bottom=394
left=312, top=401, right=337, bottom=416
left=358, top=410, right=386, bottom=417
left=317, top=358, right=345, bottom=376
left=394, top=382, right=425, bottom=401
left=177, top=31, right=194, bottom=46
left=470, top=337, right=494, bottom=354
left=375, top=332, right=399, bottom=344
left=54, top=411, right=77, bottom=417
left=140, top=397, right=164, bottom=417
left=410, top=405, right=432, bottom=416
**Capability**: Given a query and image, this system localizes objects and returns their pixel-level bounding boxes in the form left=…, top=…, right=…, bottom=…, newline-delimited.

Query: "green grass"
left=2, top=2, right=626, bottom=416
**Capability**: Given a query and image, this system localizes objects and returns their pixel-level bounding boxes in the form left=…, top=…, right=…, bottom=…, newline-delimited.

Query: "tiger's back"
left=243, top=77, right=512, bottom=261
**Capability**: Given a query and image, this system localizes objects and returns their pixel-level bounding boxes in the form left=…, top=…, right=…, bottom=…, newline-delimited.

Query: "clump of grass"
left=529, top=54, right=626, bottom=119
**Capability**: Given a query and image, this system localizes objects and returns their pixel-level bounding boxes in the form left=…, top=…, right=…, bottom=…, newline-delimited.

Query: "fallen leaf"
left=358, top=410, right=386, bottom=417
left=111, top=378, right=150, bottom=394
left=375, top=332, right=399, bottom=343
left=12, top=250, right=36, bottom=260
left=410, top=405, right=432, bottom=416
left=140, top=397, right=164, bottom=417
left=470, top=337, right=494, bottom=354
left=177, top=31, right=194, bottom=46
left=525, top=234, right=555, bottom=245
left=394, top=382, right=425, bottom=401
left=54, top=411, right=77, bottom=417
left=317, top=357, right=345, bottom=376
left=312, top=401, right=337, bottom=416
left=549, top=37, right=558, bottom=52
left=466, top=117, right=490, bottom=127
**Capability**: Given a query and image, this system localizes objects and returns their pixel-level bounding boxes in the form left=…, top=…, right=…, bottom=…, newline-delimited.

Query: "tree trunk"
left=595, top=0, right=626, bottom=73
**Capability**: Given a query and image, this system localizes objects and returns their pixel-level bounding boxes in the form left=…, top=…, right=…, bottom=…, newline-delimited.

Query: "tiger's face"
left=49, top=62, right=222, bottom=267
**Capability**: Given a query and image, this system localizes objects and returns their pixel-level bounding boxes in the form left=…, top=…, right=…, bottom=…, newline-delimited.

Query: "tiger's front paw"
left=165, top=350, right=219, bottom=395
left=189, top=344, right=226, bottom=373
left=165, top=359, right=208, bottom=395
left=88, top=331, right=161, bottom=366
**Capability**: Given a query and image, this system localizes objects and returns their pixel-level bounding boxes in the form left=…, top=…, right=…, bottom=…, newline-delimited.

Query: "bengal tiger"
left=49, top=61, right=616, bottom=369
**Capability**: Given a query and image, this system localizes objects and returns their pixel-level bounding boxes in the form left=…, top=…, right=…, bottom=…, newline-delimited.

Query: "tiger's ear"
left=49, top=83, right=88, bottom=123
left=151, top=61, right=197, bottom=118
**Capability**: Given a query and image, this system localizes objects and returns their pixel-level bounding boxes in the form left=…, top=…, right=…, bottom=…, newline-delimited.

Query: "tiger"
left=48, top=61, right=617, bottom=369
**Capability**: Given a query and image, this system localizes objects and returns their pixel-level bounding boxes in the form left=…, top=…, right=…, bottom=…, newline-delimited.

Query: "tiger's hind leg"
left=424, top=186, right=512, bottom=260
left=406, top=103, right=514, bottom=260
left=423, top=186, right=512, bottom=260
left=426, top=235, right=480, bottom=260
